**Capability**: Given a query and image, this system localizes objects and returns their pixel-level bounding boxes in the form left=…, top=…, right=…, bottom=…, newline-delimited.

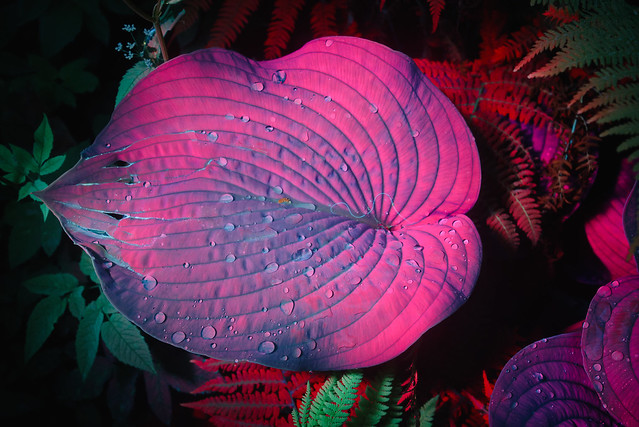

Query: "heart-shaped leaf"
left=582, top=276, right=639, bottom=426
left=489, top=332, right=620, bottom=426
left=38, top=37, right=481, bottom=370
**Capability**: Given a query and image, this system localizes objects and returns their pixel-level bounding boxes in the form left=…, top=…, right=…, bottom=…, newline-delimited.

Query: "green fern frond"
left=588, top=100, right=639, bottom=125
left=600, top=120, right=639, bottom=137
left=417, top=394, right=439, bottom=427
left=293, top=381, right=313, bottom=427
left=322, top=372, right=364, bottom=426
left=348, top=373, right=394, bottom=426
left=618, top=135, right=639, bottom=152
left=578, top=83, right=639, bottom=113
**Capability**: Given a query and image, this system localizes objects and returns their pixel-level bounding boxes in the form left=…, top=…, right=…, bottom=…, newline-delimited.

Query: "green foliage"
left=101, top=312, right=156, bottom=374
left=518, top=0, right=639, bottom=172
left=416, top=395, right=438, bottom=427
left=115, top=61, right=154, bottom=107
left=293, top=371, right=407, bottom=427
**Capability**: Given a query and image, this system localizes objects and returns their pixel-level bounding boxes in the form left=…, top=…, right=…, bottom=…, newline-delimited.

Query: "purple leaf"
left=489, top=332, right=621, bottom=426
left=582, top=276, right=639, bottom=426
left=585, top=160, right=637, bottom=279
left=38, top=37, right=481, bottom=370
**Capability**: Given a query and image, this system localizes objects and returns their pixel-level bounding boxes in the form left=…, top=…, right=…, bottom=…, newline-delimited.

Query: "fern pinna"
left=186, top=358, right=415, bottom=426
left=414, top=58, right=597, bottom=248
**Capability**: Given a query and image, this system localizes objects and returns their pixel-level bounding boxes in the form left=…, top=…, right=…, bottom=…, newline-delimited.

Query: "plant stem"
left=152, top=1, right=170, bottom=62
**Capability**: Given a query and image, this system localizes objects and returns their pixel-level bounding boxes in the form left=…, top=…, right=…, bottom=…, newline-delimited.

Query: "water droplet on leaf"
left=219, top=193, right=234, bottom=203
left=265, top=262, right=279, bottom=273
left=201, top=325, right=217, bottom=339
left=258, top=340, right=276, bottom=354
left=251, top=82, right=264, bottom=92
left=225, top=254, right=236, bottom=263
left=142, top=275, right=158, bottom=291
left=154, top=312, right=166, bottom=323
left=280, top=299, right=295, bottom=315
left=171, top=331, right=186, bottom=344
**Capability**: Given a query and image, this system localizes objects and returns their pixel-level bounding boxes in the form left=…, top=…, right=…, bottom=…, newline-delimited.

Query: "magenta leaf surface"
left=489, top=332, right=621, bottom=427
left=585, top=160, right=638, bottom=279
left=38, top=37, right=481, bottom=370
left=582, top=276, right=639, bottom=426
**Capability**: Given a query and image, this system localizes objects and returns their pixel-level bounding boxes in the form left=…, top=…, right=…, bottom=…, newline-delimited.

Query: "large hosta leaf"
left=489, top=332, right=620, bottom=426
left=582, top=276, right=639, bottom=425
left=38, top=37, right=481, bottom=370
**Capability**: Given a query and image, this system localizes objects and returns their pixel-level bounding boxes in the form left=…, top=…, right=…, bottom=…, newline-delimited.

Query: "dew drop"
left=201, top=325, right=217, bottom=339
left=325, top=39, right=333, bottom=47
left=293, top=347, right=302, bottom=358
left=597, top=285, right=612, bottom=297
left=292, top=248, right=313, bottom=262
left=582, top=321, right=590, bottom=328
left=219, top=193, right=234, bottom=203
left=369, top=103, right=378, bottom=113
left=143, top=181, right=151, bottom=188
left=406, top=259, right=420, bottom=268
left=217, top=157, right=228, bottom=167
left=533, top=372, right=544, bottom=381
left=209, top=241, right=216, bottom=247
left=210, top=343, right=217, bottom=349
left=286, top=213, right=303, bottom=225
left=324, top=95, right=332, bottom=102
left=224, top=223, right=235, bottom=232
left=225, top=253, right=236, bottom=263
left=593, top=363, right=602, bottom=371
left=611, top=350, right=624, bottom=361
left=262, top=307, right=268, bottom=312
left=265, top=125, right=274, bottom=132
left=280, top=299, right=295, bottom=315
left=225, top=113, right=234, bottom=120
left=611, top=280, right=620, bottom=287
left=262, top=214, right=274, bottom=223
left=325, top=289, right=334, bottom=298
left=273, top=185, right=283, bottom=194
left=340, top=163, right=349, bottom=172
left=125, top=195, right=132, bottom=201
left=207, top=132, right=218, bottom=142
left=272, top=70, right=286, bottom=84
left=294, top=98, right=302, bottom=105
left=142, top=275, right=158, bottom=291
left=593, top=380, right=603, bottom=392
left=183, top=262, right=190, bottom=268
left=258, top=340, right=276, bottom=354
left=171, top=331, right=186, bottom=344
left=412, top=129, right=420, bottom=137
left=241, top=115, right=250, bottom=123
left=265, top=262, right=279, bottom=273
left=452, top=220, right=462, bottom=228
left=303, top=266, right=315, bottom=277
left=451, top=243, right=459, bottom=250
left=251, top=82, right=264, bottom=92
left=154, top=312, right=166, bottom=324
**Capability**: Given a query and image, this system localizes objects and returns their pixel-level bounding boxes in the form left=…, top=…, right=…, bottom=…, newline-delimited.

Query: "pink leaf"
left=38, top=37, right=481, bottom=370
left=582, top=276, right=639, bottom=426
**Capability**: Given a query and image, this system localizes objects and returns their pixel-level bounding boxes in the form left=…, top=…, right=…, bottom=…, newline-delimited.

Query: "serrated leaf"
left=115, top=61, right=153, bottom=107
left=40, top=155, right=66, bottom=175
left=18, top=182, right=35, bottom=201
left=76, top=305, right=103, bottom=380
left=33, top=114, right=53, bottom=165
left=29, top=179, right=49, bottom=202
left=41, top=213, right=62, bottom=256
left=0, top=144, right=18, bottom=173
left=80, top=251, right=100, bottom=284
left=10, top=144, right=38, bottom=174
left=23, top=273, right=78, bottom=296
left=68, top=286, right=86, bottom=319
left=59, top=59, right=99, bottom=94
left=100, top=313, right=155, bottom=373
left=25, top=295, right=67, bottom=362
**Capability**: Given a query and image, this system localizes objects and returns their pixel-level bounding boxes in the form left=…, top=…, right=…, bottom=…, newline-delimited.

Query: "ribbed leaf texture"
left=38, top=37, right=481, bottom=371
left=489, top=332, right=621, bottom=426
left=582, top=276, right=639, bottom=426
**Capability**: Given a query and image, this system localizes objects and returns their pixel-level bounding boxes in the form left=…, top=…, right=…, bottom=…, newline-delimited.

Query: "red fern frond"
left=507, top=188, right=542, bottom=245
left=311, top=0, right=338, bottom=38
left=207, top=0, right=261, bottom=48
left=264, top=0, right=306, bottom=59
left=490, top=25, right=540, bottom=65
left=543, top=5, right=579, bottom=24
left=428, top=0, right=446, bottom=33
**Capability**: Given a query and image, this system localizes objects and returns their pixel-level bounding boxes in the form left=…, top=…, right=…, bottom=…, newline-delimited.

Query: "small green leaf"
left=41, top=212, right=62, bottom=256
left=25, top=295, right=67, bottom=362
left=10, top=144, right=38, bottom=174
left=59, top=59, right=99, bottom=94
left=40, top=155, right=66, bottom=175
left=18, top=182, right=35, bottom=201
left=115, top=61, right=153, bottom=107
left=33, top=114, right=53, bottom=165
left=80, top=251, right=100, bottom=284
left=23, top=273, right=79, bottom=296
left=68, top=287, right=86, bottom=319
left=97, top=293, right=118, bottom=314
left=76, top=305, right=103, bottom=380
left=39, top=203, right=49, bottom=222
left=101, top=313, right=155, bottom=373
left=0, top=145, right=18, bottom=174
